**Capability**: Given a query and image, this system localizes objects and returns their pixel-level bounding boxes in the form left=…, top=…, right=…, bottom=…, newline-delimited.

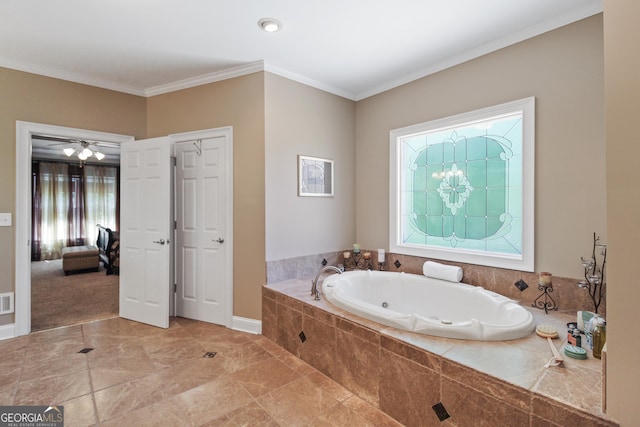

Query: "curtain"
left=32, top=161, right=119, bottom=261
left=31, top=163, right=41, bottom=261
left=32, top=162, right=79, bottom=259
left=83, top=165, right=119, bottom=247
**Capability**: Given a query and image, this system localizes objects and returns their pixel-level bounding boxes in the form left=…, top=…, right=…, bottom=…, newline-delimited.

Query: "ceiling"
left=1, top=1, right=601, bottom=101
left=31, top=135, right=121, bottom=165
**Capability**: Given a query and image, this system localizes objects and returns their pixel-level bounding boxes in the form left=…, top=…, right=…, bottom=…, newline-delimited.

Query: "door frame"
left=170, top=127, right=234, bottom=329
left=15, top=121, right=134, bottom=336
left=15, top=122, right=234, bottom=336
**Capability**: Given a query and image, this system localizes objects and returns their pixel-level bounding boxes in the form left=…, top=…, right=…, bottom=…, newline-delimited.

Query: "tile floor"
left=0, top=316, right=402, bottom=426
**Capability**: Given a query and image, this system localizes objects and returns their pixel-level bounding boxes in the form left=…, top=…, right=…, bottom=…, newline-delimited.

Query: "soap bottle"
left=592, top=317, right=606, bottom=359
left=586, top=313, right=600, bottom=349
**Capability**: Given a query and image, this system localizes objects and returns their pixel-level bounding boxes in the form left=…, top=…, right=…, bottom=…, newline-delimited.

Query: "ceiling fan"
left=35, top=134, right=120, bottom=165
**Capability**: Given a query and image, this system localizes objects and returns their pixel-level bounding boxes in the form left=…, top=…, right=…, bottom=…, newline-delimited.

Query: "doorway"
left=29, top=133, right=122, bottom=331
left=16, top=122, right=132, bottom=336
left=15, top=122, right=233, bottom=336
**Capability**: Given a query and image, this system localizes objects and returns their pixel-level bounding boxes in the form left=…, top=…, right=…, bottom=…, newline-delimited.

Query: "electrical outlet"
left=0, top=213, right=11, bottom=227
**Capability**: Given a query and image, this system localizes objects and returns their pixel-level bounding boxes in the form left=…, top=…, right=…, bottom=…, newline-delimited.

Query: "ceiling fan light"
left=94, top=151, right=105, bottom=160
left=78, top=152, right=88, bottom=160
left=82, top=148, right=93, bottom=158
left=63, top=148, right=76, bottom=157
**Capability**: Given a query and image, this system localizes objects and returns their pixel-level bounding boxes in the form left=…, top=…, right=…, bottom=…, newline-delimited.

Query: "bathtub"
left=321, top=270, right=534, bottom=341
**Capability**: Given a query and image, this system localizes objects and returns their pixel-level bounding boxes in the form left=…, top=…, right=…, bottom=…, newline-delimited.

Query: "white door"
left=175, top=135, right=228, bottom=325
left=120, top=137, right=172, bottom=328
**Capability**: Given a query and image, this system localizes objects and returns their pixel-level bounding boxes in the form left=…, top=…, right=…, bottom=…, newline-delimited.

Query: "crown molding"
left=0, top=1, right=602, bottom=102
left=262, top=63, right=356, bottom=100
left=355, top=2, right=603, bottom=101
left=143, top=61, right=266, bottom=97
left=0, top=58, right=146, bottom=96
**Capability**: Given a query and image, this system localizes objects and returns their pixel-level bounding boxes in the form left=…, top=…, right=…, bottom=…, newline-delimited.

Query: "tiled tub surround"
left=267, top=251, right=606, bottom=316
left=263, top=281, right=618, bottom=427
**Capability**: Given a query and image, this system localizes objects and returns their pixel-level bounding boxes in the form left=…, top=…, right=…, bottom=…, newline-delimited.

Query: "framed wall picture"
left=298, top=155, right=334, bottom=197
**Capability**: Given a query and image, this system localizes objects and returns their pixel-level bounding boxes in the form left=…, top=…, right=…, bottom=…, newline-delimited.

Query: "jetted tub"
left=322, top=270, right=534, bottom=341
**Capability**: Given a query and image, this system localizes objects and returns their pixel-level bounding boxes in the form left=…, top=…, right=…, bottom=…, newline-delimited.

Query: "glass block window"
left=390, top=98, right=534, bottom=271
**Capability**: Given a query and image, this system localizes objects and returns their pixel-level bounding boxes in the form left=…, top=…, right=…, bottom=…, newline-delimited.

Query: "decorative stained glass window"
left=390, top=98, right=534, bottom=271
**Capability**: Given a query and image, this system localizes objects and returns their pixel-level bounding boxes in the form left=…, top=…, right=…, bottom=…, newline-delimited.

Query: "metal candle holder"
left=343, top=250, right=373, bottom=270
left=532, top=272, right=558, bottom=313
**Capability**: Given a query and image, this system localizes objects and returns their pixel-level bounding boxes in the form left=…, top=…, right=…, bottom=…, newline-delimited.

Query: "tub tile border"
left=263, top=282, right=619, bottom=427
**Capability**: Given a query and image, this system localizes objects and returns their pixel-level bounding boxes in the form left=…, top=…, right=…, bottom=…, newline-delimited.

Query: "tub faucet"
left=311, top=265, right=343, bottom=300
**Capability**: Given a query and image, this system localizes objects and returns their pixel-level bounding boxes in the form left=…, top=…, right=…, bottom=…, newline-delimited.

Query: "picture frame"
left=298, top=155, right=334, bottom=197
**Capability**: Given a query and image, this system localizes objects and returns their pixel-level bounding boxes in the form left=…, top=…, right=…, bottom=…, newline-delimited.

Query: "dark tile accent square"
left=514, top=279, right=529, bottom=292
left=321, top=258, right=328, bottom=266
left=78, top=348, right=94, bottom=354
left=299, top=331, right=307, bottom=343
left=432, top=402, right=450, bottom=422
left=203, top=351, right=217, bottom=358
left=394, top=260, right=402, bottom=269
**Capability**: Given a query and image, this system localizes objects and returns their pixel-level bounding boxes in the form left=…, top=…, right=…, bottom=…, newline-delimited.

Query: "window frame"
left=389, top=97, right=535, bottom=271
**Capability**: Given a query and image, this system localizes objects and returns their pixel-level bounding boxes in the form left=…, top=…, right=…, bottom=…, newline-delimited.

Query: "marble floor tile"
left=152, top=357, right=227, bottom=397
left=93, top=375, right=167, bottom=422
left=60, top=394, right=97, bottom=427
left=214, top=340, right=274, bottom=373
left=24, top=334, right=87, bottom=357
left=20, top=352, right=89, bottom=383
left=201, top=401, right=280, bottom=427
left=89, top=364, right=155, bottom=392
left=87, top=341, right=157, bottom=391
left=140, top=333, right=206, bottom=370
left=0, top=335, right=29, bottom=352
left=311, top=401, right=396, bottom=427
left=173, top=374, right=254, bottom=425
left=231, top=356, right=302, bottom=397
left=1, top=316, right=395, bottom=427
left=257, top=373, right=352, bottom=426
left=100, top=397, right=189, bottom=427
left=14, top=370, right=92, bottom=406
left=27, top=325, right=84, bottom=346
left=341, top=395, right=404, bottom=427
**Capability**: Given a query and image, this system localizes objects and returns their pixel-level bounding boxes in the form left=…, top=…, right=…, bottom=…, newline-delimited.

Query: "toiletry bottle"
left=586, top=313, right=600, bottom=349
left=592, top=317, right=606, bottom=359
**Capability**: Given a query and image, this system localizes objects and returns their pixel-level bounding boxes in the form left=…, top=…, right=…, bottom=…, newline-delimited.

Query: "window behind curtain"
left=32, top=161, right=119, bottom=261
left=83, top=165, right=118, bottom=246
left=32, top=162, right=83, bottom=260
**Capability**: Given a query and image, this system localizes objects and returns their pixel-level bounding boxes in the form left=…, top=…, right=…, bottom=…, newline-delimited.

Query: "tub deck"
left=263, top=279, right=618, bottom=426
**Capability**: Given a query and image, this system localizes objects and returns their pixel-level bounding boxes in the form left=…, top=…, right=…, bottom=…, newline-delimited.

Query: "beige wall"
left=355, top=15, right=605, bottom=279
left=0, top=67, right=147, bottom=325
left=264, top=73, right=356, bottom=261
left=4, top=16, right=632, bottom=422
left=146, top=72, right=265, bottom=320
left=604, top=0, right=640, bottom=423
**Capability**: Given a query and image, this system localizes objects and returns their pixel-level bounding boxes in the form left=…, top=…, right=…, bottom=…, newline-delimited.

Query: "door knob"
left=214, top=238, right=225, bottom=244
left=153, top=239, right=166, bottom=245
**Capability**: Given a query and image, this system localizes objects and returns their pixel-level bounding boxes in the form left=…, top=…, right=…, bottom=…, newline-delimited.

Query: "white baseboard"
left=0, top=317, right=261, bottom=339
left=0, top=323, right=16, bottom=341
left=231, top=316, right=262, bottom=335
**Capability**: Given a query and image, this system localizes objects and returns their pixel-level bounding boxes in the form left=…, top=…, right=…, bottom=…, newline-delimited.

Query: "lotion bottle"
left=592, top=317, right=606, bottom=359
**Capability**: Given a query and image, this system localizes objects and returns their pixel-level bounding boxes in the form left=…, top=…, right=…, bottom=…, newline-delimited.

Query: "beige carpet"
left=31, top=259, right=119, bottom=332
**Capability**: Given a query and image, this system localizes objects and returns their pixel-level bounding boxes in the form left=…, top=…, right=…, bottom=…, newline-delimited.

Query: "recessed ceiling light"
left=258, top=18, right=282, bottom=33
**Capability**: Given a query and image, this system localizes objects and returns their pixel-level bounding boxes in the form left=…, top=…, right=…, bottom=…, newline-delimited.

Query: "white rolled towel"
left=423, top=261, right=463, bottom=282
